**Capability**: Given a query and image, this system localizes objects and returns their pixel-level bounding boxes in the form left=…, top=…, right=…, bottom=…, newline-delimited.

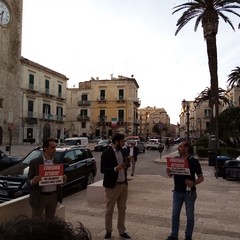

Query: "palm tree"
left=173, top=0, right=240, bottom=150
left=227, top=66, right=240, bottom=88
left=194, top=87, right=230, bottom=108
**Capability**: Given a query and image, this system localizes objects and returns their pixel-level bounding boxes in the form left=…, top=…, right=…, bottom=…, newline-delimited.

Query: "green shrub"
left=196, top=146, right=240, bottom=158
left=196, top=147, right=209, bottom=157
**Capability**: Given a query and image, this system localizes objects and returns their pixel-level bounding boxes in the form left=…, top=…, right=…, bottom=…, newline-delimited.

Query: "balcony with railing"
left=23, top=111, right=65, bottom=123
left=97, top=96, right=107, bottom=103
left=55, top=115, right=64, bottom=122
left=117, top=96, right=126, bottom=103
left=23, top=111, right=38, bottom=124
left=77, top=115, right=90, bottom=121
left=133, top=98, right=141, bottom=107
left=42, top=113, right=54, bottom=121
left=27, top=83, right=38, bottom=93
left=56, top=93, right=66, bottom=101
left=78, top=100, right=91, bottom=106
left=97, top=116, right=108, bottom=125
left=40, top=88, right=55, bottom=98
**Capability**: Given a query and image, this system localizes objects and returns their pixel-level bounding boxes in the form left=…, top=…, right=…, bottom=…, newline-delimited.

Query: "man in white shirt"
left=27, top=138, right=67, bottom=219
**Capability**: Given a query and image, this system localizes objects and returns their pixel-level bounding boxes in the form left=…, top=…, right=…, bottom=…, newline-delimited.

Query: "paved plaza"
left=64, top=158, right=240, bottom=240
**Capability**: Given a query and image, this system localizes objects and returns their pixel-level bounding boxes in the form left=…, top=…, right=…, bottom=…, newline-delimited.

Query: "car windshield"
left=22, top=149, right=43, bottom=165
left=64, top=140, right=78, bottom=145
left=22, top=149, right=66, bottom=165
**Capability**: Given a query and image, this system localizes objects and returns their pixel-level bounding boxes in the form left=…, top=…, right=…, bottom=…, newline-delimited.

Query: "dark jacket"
left=126, top=146, right=139, bottom=161
left=27, top=157, right=63, bottom=208
left=100, top=147, right=129, bottom=188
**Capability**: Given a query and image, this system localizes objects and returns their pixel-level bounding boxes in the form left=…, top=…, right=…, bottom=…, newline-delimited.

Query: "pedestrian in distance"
left=0, top=215, right=91, bottom=240
left=126, top=141, right=139, bottom=176
left=100, top=133, right=131, bottom=240
left=166, top=141, right=204, bottom=240
left=27, top=138, right=67, bottom=219
left=165, top=138, right=171, bottom=151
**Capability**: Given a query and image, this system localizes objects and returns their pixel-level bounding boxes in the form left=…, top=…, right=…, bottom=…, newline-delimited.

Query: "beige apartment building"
left=138, top=106, right=170, bottom=139
left=224, top=86, right=240, bottom=109
left=66, top=76, right=140, bottom=138
left=179, top=86, right=240, bottom=140
left=20, top=57, right=68, bottom=144
left=179, top=100, right=211, bottom=139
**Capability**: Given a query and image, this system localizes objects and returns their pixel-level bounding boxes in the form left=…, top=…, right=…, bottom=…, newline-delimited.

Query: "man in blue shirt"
left=166, top=141, right=204, bottom=240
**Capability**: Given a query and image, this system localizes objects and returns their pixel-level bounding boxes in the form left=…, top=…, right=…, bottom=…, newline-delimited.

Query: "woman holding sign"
left=166, top=141, right=204, bottom=240
left=27, top=138, right=67, bottom=219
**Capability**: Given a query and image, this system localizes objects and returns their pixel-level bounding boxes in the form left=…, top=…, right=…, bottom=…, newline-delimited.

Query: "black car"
left=0, top=150, right=22, bottom=171
left=174, top=137, right=186, bottom=144
left=0, top=146, right=97, bottom=203
left=94, top=139, right=112, bottom=151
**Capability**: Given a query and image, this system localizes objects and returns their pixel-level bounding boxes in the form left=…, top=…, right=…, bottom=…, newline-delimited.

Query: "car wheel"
left=143, top=148, right=145, bottom=153
left=83, top=172, right=94, bottom=189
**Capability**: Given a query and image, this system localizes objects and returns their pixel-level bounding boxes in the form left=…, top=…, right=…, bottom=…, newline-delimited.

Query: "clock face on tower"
left=0, top=0, right=11, bottom=27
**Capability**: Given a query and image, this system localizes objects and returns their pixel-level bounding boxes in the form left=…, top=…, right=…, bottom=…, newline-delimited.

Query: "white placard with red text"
left=166, top=157, right=190, bottom=175
left=39, top=164, right=64, bottom=186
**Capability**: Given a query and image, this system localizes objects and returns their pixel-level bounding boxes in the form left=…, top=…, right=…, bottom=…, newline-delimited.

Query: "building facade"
left=138, top=106, right=170, bottom=139
left=224, top=86, right=240, bottom=108
left=179, top=101, right=212, bottom=140
left=66, top=76, right=140, bottom=138
left=0, top=0, right=23, bottom=144
left=20, top=57, right=68, bottom=144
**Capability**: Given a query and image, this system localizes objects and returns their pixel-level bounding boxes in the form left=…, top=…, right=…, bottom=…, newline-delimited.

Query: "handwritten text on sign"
left=39, top=164, right=64, bottom=186
left=166, top=157, right=190, bottom=175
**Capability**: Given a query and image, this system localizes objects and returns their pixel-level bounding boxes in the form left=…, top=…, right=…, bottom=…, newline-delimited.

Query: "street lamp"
left=98, top=115, right=107, bottom=138
left=182, top=99, right=190, bottom=141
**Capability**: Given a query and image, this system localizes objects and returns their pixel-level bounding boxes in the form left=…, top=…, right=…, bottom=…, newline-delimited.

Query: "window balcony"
left=26, top=84, right=38, bottom=93
left=78, top=100, right=91, bottom=106
left=77, top=115, right=90, bottom=121
left=24, top=111, right=38, bottom=124
left=97, top=116, right=107, bottom=125
left=117, top=96, right=126, bottom=103
left=97, top=96, right=107, bottom=103
left=42, top=113, right=54, bottom=121
left=133, top=98, right=141, bottom=107
left=56, top=115, right=64, bottom=122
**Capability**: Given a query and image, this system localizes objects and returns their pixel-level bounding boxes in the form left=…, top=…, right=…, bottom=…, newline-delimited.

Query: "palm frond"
left=173, top=0, right=240, bottom=35
left=227, top=66, right=240, bottom=88
left=194, top=86, right=229, bottom=106
left=218, top=12, right=235, bottom=30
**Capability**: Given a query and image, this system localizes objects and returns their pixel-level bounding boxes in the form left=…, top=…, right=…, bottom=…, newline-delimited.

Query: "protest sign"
left=166, top=157, right=190, bottom=175
left=39, top=164, right=64, bottom=186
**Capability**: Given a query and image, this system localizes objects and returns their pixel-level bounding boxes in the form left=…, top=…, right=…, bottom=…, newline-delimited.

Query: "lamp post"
left=99, top=115, right=107, bottom=138
left=182, top=99, right=190, bottom=142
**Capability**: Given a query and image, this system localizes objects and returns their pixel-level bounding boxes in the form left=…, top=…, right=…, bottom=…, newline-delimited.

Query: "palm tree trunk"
left=205, top=34, right=219, bottom=150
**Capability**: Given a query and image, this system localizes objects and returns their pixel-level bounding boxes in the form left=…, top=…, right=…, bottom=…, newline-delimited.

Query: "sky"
left=21, top=0, right=240, bottom=124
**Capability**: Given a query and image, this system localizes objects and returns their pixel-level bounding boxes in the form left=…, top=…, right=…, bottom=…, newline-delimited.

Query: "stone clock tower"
left=0, top=0, right=23, bottom=145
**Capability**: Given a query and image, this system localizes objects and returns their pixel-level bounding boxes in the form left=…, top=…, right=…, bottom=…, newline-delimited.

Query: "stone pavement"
left=2, top=145, right=240, bottom=240
left=63, top=156, right=240, bottom=240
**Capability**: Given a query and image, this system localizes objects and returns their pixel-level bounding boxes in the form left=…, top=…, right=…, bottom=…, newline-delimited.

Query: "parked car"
left=174, top=137, right=186, bottom=144
left=64, top=137, right=89, bottom=147
left=94, top=139, right=112, bottom=151
left=89, top=137, right=102, bottom=143
left=0, top=146, right=97, bottom=203
left=0, top=150, right=22, bottom=171
left=127, top=140, right=145, bottom=153
left=146, top=139, right=161, bottom=150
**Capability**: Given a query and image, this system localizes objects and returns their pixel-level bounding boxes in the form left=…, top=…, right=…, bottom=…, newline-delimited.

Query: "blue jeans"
left=171, top=190, right=197, bottom=237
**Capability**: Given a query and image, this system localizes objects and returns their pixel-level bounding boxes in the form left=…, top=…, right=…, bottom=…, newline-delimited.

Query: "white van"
left=64, top=137, right=89, bottom=147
